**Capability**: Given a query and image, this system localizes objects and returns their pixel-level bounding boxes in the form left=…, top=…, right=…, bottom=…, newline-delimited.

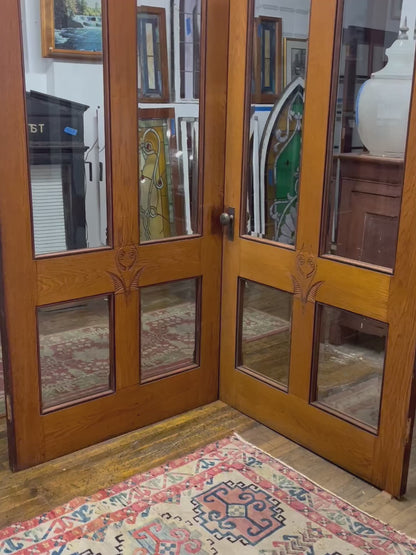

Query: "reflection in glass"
left=21, top=1, right=108, bottom=256
left=140, top=279, right=199, bottom=383
left=38, top=296, right=113, bottom=411
left=137, top=7, right=169, bottom=102
left=138, top=1, right=201, bottom=242
left=323, top=0, right=412, bottom=269
left=237, top=280, right=292, bottom=389
left=245, top=0, right=311, bottom=245
left=313, top=304, right=387, bottom=430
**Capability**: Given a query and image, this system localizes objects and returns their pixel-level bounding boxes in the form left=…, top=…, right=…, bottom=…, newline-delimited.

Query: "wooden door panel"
left=228, top=374, right=376, bottom=482
left=239, top=241, right=390, bottom=320
left=36, top=241, right=203, bottom=304
left=43, top=367, right=215, bottom=461
left=221, top=0, right=416, bottom=497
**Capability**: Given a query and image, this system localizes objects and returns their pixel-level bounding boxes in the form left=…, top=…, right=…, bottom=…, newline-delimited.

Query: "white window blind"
left=30, top=164, right=67, bottom=255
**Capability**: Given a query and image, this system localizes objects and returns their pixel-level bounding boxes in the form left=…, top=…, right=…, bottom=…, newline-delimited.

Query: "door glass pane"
left=140, top=278, right=200, bottom=383
left=138, top=1, right=201, bottom=242
left=312, top=304, right=387, bottom=431
left=323, top=0, right=414, bottom=270
left=20, top=1, right=108, bottom=256
left=38, top=296, right=113, bottom=412
left=237, top=280, right=292, bottom=390
left=245, top=0, right=311, bottom=245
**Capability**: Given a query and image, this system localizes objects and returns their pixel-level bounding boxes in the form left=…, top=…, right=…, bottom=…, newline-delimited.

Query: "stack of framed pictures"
left=137, top=1, right=201, bottom=242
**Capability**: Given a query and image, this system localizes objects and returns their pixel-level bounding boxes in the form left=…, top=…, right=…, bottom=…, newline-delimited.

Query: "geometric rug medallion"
left=0, top=435, right=415, bottom=554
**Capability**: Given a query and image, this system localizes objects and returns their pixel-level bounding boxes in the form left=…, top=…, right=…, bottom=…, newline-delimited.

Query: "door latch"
left=220, top=207, right=235, bottom=241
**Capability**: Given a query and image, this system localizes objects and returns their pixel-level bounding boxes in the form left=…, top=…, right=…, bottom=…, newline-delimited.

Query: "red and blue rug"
left=0, top=435, right=415, bottom=554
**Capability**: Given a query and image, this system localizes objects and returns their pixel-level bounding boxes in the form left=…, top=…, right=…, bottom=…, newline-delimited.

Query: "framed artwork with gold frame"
left=40, top=0, right=103, bottom=60
left=283, top=38, right=308, bottom=87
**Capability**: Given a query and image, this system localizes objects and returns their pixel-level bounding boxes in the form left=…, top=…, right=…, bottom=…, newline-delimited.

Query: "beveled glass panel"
left=38, top=296, right=113, bottom=411
left=313, top=304, right=387, bottom=430
left=140, top=278, right=199, bottom=382
left=323, top=0, right=413, bottom=270
left=138, top=1, right=201, bottom=242
left=237, top=279, right=292, bottom=389
left=245, top=0, right=311, bottom=245
left=20, top=1, right=108, bottom=256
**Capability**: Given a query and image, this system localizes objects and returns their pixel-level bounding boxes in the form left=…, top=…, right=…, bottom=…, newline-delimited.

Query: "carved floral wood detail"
left=107, top=246, right=144, bottom=298
left=291, top=249, right=324, bottom=307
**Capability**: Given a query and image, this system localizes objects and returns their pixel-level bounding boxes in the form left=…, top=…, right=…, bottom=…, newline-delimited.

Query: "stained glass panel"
left=245, top=0, right=311, bottom=246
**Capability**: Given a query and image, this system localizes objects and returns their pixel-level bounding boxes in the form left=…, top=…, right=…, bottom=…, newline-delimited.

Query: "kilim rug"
left=1, top=435, right=415, bottom=554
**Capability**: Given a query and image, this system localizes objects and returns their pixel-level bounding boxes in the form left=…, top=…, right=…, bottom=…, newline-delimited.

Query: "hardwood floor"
left=0, top=401, right=415, bottom=538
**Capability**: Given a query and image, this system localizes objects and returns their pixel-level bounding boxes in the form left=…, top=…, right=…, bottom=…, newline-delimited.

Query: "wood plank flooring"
left=0, top=401, right=415, bottom=538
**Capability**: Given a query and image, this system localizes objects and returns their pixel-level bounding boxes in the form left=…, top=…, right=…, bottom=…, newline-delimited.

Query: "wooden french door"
left=0, top=0, right=228, bottom=470
left=220, top=0, right=416, bottom=497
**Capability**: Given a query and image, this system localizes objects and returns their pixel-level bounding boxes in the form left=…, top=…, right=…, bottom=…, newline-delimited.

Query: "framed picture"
left=283, top=38, right=308, bottom=87
left=137, top=7, right=169, bottom=103
left=40, top=0, right=102, bottom=60
left=252, top=17, right=283, bottom=104
left=390, top=0, right=403, bottom=20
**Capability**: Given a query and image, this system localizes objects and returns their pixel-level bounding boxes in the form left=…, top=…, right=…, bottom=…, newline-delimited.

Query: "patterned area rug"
left=1, top=435, right=415, bottom=554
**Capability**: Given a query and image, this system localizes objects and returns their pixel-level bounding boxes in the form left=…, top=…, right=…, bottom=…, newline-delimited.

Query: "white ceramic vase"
left=356, top=26, right=415, bottom=157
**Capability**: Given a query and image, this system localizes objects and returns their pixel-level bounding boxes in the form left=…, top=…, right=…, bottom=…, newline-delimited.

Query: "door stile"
left=199, top=0, right=229, bottom=399
left=375, top=71, right=416, bottom=495
left=0, top=0, right=43, bottom=469
left=295, top=0, right=337, bottom=255
left=107, top=0, right=139, bottom=250
left=219, top=0, right=250, bottom=406
left=107, top=0, right=141, bottom=390
left=287, top=0, right=337, bottom=401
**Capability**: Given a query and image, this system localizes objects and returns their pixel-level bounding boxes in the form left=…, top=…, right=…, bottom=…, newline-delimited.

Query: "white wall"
left=253, top=0, right=311, bottom=136
left=255, top=0, right=310, bottom=38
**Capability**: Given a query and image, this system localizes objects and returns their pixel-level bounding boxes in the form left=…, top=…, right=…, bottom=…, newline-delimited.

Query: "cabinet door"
left=220, top=0, right=416, bottom=497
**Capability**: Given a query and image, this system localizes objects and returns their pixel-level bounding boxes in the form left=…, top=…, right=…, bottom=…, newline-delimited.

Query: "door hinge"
left=5, top=394, right=12, bottom=423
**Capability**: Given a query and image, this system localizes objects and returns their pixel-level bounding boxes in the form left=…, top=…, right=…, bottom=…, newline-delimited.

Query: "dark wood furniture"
left=26, top=91, right=89, bottom=251
left=335, top=153, right=404, bottom=269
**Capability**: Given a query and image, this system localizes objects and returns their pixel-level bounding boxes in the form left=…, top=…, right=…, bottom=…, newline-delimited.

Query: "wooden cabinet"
left=334, top=153, right=404, bottom=269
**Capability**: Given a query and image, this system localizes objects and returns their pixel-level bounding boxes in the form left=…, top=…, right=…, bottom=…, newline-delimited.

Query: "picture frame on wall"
left=390, top=0, right=403, bottom=20
left=252, top=16, right=283, bottom=104
left=137, top=7, right=169, bottom=103
left=40, top=0, right=102, bottom=60
left=283, top=38, right=308, bottom=87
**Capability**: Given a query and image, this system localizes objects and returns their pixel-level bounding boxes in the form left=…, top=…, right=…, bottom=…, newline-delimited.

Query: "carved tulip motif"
left=107, top=246, right=144, bottom=298
left=291, top=250, right=324, bottom=307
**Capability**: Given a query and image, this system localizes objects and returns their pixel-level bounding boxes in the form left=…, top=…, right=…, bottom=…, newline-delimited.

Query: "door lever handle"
left=220, top=207, right=235, bottom=241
